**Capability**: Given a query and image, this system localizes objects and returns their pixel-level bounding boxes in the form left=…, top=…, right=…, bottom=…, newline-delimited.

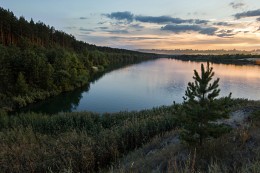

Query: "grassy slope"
left=110, top=99, right=260, bottom=173
left=0, top=99, right=259, bottom=172
left=0, top=106, right=178, bottom=172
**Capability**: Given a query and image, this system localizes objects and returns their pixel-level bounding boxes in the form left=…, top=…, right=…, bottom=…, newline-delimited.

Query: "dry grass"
left=110, top=102, right=260, bottom=173
left=0, top=99, right=259, bottom=172
left=0, top=106, right=179, bottom=172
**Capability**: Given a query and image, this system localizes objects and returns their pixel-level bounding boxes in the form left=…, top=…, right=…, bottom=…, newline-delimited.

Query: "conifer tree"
left=180, top=62, right=231, bottom=146
left=16, top=72, right=29, bottom=95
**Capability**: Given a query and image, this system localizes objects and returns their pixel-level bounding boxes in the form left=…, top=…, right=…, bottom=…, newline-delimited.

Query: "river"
left=22, top=58, right=260, bottom=114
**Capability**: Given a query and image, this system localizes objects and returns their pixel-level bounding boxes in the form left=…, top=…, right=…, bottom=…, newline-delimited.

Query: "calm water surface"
left=24, top=58, right=260, bottom=114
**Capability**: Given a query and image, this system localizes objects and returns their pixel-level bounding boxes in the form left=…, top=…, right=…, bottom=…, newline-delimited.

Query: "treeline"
left=139, top=48, right=257, bottom=55
left=0, top=7, right=157, bottom=110
left=172, top=54, right=260, bottom=65
left=0, top=7, right=145, bottom=55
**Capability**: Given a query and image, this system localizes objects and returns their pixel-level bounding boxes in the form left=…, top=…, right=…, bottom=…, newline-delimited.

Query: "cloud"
left=133, top=37, right=164, bottom=40
left=193, top=19, right=209, bottom=24
left=64, top=26, right=77, bottom=30
left=135, top=15, right=188, bottom=24
left=107, top=29, right=129, bottom=34
left=217, top=33, right=235, bottom=38
left=213, top=22, right=232, bottom=26
left=109, top=36, right=165, bottom=40
left=102, top=11, right=240, bottom=38
left=79, top=17, right=88, bottom=20
left=129, top=24, right=144, bottom=29
left=234, top=9, right=260, bottom=19
left=79, top=28, right=94, bottom=32
left=99, top=27, right=109, bottom=30
left=199, top=27, right=218, bottom=35
left=161, top=24, right=217, bottom=36
left=135, top=15, right=209, bottom=25
left=229, top=2, right=245, bottom=9
left=187, top=12, right=207, bottom=16
left=104, top=11, right=209, bottom=25
left=98, top=21, right=107, bottom=25
left=104, top=11, right=134, bottom=22
left=216, top=30, right=235, bottom=38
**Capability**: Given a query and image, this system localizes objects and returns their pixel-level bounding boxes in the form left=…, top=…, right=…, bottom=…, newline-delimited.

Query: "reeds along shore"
left=0, top=105, right=177, bottom=172
left=1, top=99, right=259, bottom=172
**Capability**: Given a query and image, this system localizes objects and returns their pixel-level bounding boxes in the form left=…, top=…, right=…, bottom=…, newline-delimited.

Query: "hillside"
left=0, top=7, right=158, bottom=111
left=110, top=101, right=260, bottom=173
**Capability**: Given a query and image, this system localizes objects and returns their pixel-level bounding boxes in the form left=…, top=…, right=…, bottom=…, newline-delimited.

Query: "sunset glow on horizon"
left=1, top=0, right=260, bottom=50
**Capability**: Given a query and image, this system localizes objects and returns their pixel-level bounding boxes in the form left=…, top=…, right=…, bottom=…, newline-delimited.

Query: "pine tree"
left=180, top=62, right=231, bottom=146
left=16, top=72, right=29, bottom=95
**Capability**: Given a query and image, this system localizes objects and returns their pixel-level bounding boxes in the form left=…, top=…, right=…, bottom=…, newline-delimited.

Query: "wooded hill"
left=0, top=7, right=157, bottom=111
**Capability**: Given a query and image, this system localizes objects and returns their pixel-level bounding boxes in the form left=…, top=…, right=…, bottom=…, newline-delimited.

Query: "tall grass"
left=0, top=105, right=178, bottom=172
left=110, top=105, right=260, bottom=173
left=1, top=99, right=258, bottom=172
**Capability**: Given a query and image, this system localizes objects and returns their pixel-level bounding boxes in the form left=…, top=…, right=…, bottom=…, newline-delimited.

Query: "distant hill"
left=138, top=49, right=260, bottom=55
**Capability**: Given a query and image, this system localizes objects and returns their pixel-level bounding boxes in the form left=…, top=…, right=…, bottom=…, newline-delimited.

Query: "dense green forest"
left=0, top=7, right=158, bottom=111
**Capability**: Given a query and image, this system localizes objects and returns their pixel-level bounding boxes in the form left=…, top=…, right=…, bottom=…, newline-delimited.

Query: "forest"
left=171, top=54, right=260, bottom=65
left=0, top=7, right=158, bottom=111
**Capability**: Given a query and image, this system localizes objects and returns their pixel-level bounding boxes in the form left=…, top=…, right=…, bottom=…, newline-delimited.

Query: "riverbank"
left=0, top=98, right=259, bottom=172
left=0, top=7, right=161, bottom=113
left=13, top=58, right=260, bottom=115
left=0, top=105, right=177, bottom=172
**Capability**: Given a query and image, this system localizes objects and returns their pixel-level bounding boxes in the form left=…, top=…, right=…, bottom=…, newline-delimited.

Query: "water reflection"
left=20, top=84, right=89, bottom=114
left=22, top=58, right=260, bottom=114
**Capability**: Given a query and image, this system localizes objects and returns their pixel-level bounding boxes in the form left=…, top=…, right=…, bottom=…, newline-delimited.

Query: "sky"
left=1, top=0, right=260, bottom=50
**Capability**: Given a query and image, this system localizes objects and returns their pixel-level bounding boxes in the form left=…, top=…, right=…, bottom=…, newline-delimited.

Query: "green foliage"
left=0, top=106, right=178, bottom=172
left=16, top=72, right=29, bottom=95
left=0, top=7, right=158, bottom=110
left=110, top=101, right=260, bottom=173
left=180, top=62, right=231, bottom=145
